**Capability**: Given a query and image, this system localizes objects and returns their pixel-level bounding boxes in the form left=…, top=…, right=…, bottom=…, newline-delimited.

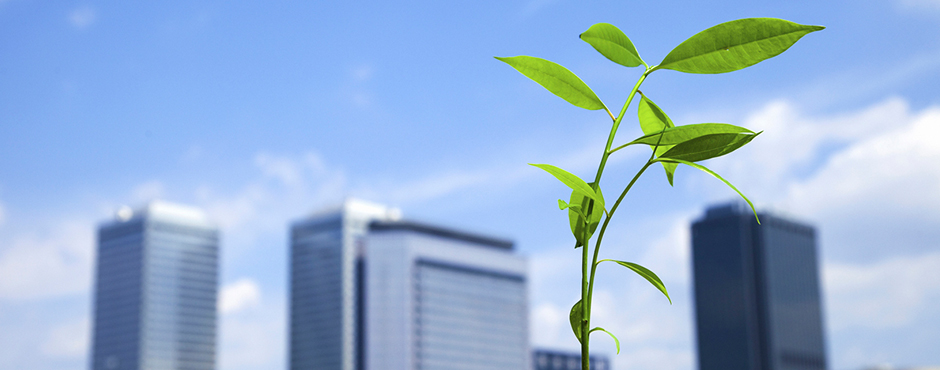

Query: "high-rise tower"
left=90, top=201, right=219, bottom=370
left=691, top=203, right=827, bottom=370
left=289, top=199, right=528, bottom=370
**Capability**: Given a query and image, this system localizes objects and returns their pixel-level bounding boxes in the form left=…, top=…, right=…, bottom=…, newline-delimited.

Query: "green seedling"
left=497, top=18, right=823, bottom=370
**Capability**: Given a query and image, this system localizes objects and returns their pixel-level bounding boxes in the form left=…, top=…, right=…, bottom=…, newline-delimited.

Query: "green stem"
left=590, top=71, right=649, bottom=187
left=581, top=239, right=590, bottom=370
left=586, top=160, right=652, bottom=316
left=589, top=124, right=667, bottom=301
left=582, top=69, right=651, bottom=370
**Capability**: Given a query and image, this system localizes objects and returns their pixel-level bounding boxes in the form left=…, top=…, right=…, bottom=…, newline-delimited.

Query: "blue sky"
left=2, top=1, right=940, bottom=369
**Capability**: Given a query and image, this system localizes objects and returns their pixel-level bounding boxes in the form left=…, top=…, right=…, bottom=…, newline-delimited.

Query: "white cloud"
left=200, top=152, right=340, bottom=229
left=898, top=0, right=940, bottom=11
left=219, top=279, right=261, bottom=315
left=637, top=216, right=694, bottom=285
left=696, top=96, right=940, bottom=262
left=343, top=64, right=375, bottom=107
left=521, top=0, right=562, bottom=17
left=131, top=180, right=166, bottom=203
left=68, top=6, right=96, bottom=29
left=531, top=302, right=568, bottom=348
left=0, top=220, right=93, bottom=300
left=711, top=97, right=910, bottom=202
left=785, top=105, right=940, bottom=219
left=254, top=153, right=305, bottom=188
left=218, top=296, right=285, bottom=370
left=529, top=97, right=940, bottom=369
left=528, top=215, right=695, bottom=370
left=181, top=144, right=204, bottom=164
left=41, top=317, right=89, bottom=358
left=385, top=170, right=492, bottom=205
left=351, top=65, right=373, bottom=82
left=824, top=252, right=940, bottom=330
left=703, top=97, right=940, bottom=369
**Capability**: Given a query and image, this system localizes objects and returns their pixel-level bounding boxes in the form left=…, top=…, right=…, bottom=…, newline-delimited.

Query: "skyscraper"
left=532, top=348, right=609, bottom=370
left=90, top=201, right=219, bottom=370
left=691, top=203, right=827, bottom=370
left=289, top=199, right=528, bottom=370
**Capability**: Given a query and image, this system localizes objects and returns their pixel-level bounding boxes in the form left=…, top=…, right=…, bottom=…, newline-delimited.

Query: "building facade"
left=532, top=349, right=609, bottom=370
left=90, top=201, right=219, bottom=370
left=691, top=203, right=827, bottom=370
left=289, top=199, right=528, bottom=370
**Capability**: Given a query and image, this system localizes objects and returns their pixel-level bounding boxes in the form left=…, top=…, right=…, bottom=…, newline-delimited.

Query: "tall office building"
left=691, top=203, right=827, bottom=370
left=90, top=201, right=219, bottom=370
left=289, top=199, right=528, bottom=370
left=532, top=348, right=609, bottom=370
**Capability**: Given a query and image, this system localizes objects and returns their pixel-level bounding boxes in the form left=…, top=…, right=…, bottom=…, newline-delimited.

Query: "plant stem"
left=590, top=71, right=648, bottom=187
left=587, top=160, right=651, bottom=301
left=589, top=123, right=667, bottom=304
left=581, top=70, right=651, bottom=370
left=581, top=239, right=590, bottom=370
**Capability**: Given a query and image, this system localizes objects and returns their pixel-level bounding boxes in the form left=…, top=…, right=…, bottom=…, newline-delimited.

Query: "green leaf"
left=569, top=300, right=584, bottom=343
left=590, top=327, right=621, bottom=354
left=580, top=23, right=645, bottom=68
left=530, top=164, right=603, bottom=207
left=637, top=94, right=678, bottom=185
left=653, top=158, right=760, bottom=223
left=496, top=56, right=606, bottom=110
left=568, top=183, right=604, bottom=248
left=659, top=132, right=760, bottom=162
left=602, top=260, right=671, bottom=304
left=616, top=123, right=754, bottom=149
left=655, top=18, right=825, bottom=74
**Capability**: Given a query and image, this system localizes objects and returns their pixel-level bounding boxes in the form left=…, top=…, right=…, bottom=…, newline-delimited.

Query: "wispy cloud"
left=131, top=180, right=166, bottom=203
left=219, top=279, right=261, bottom=315
left=528, top=95, right=940, bottom=370
left=217, top=294, right=285, bottom=370
left=784, top=104, right=940, bottom=219
left=68, top=6, right=96, bottom=29
left=343, top=64, right=376, bottom=107
left=41, top=317, right=89, bottom=358
left=528, top=210, right=696, bottom=370
left=825, top=252, right=940, bottom=330
left=797, top=49, right=940, bottom=109
left=708, top=97, right=910, bottom=203
left=521, top=0, right=562, bottom=18
left=898, top=0, right=940, bottom=11
left=351, top=65, right=373, bottom=82
left=0, top=219, right=93, bottom=300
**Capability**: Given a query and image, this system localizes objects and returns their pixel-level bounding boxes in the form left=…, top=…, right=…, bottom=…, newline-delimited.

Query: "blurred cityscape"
left=3, top=3, right=940, bottom=370
left=84, top=198, right=933, bottom=370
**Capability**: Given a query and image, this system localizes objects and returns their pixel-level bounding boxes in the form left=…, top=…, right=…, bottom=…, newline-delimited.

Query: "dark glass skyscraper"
left=691, top=203, right=827, bottom=370
left=90, top=201, right=219, bottom=370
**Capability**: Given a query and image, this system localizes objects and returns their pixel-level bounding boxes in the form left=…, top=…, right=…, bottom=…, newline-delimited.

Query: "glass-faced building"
left=289, top=199, right=528, bottom=370
left=532, top=348, right=609, bottom=370
left=691, top=203, right=827, bottom=370
left=90, top=201, right=219, bottom=370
